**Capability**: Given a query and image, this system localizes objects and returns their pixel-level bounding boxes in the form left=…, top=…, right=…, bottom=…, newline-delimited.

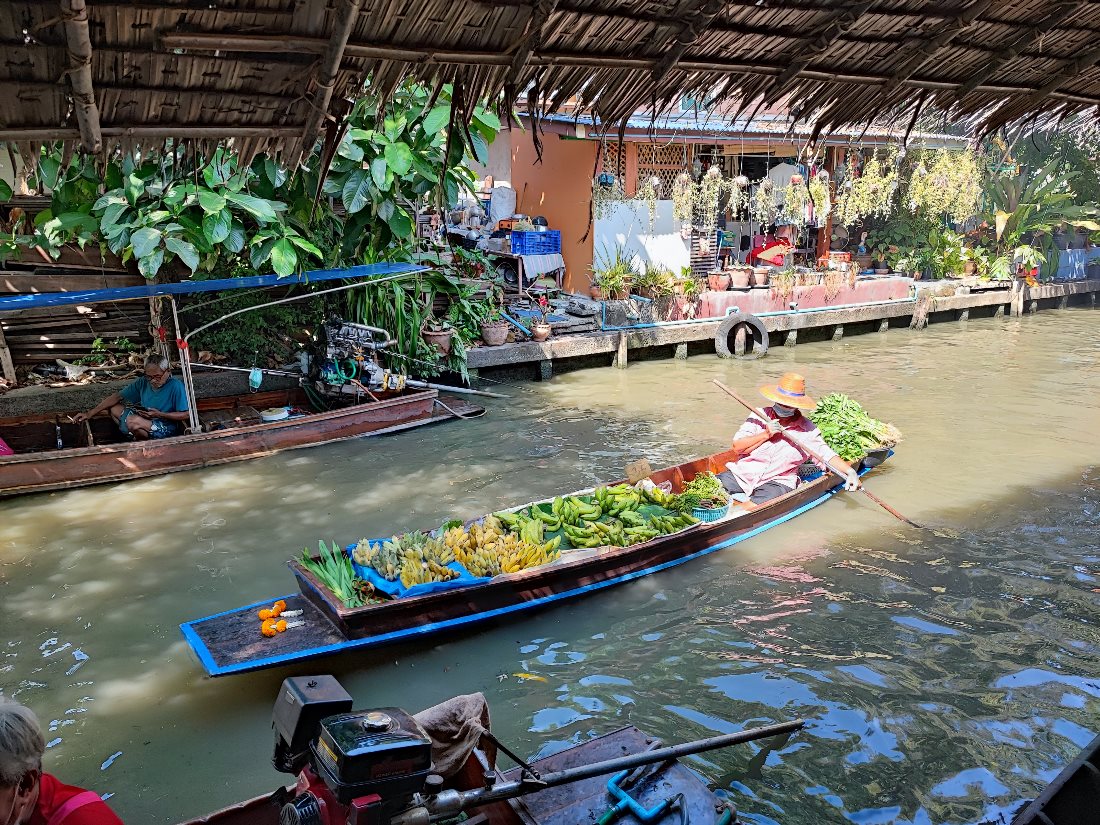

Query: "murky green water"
left=2, top=310, right=1099, bottom=824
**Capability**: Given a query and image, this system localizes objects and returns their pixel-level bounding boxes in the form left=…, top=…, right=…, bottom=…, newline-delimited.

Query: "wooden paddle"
left=712, top=379, right=923, bottom=529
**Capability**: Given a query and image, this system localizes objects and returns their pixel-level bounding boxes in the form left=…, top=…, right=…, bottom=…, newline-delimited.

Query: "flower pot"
left=636, top=286, right=656, bottom=300
left=729, top=268, right=751, bottom=289
left=749, top=267, right=769, bottom=287
left=421, top=328, right=453, bottom=356
left=874, top=268, right=890, bottom=276
left=963, top=261, right=977, bottom=276
left=530, top=323, right=552, bottom=342
left=707, top=271, right=731, bottom=291
left=611, top=287, right=631, bottom=300
left=589, top=284, right=606, bottom=300
left=480, top=321, right=510, bottom=346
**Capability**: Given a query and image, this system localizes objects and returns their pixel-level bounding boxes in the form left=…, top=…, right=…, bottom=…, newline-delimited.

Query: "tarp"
left=0, top=262, right=427, bottom=313
left=347, top=541, right=493, bottom=599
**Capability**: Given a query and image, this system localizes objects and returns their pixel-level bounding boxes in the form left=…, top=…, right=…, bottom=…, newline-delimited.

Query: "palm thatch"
left=1, top=0, right=1098, bottom=161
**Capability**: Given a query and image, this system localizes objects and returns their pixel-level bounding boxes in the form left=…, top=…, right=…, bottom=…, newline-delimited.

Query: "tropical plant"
left=593, top=172, right=629, bottom=220
left=634, top=262, right=675, bottom=297
left=905, top=147, right=982, bottom=223
left=671, top=173, right=694, bottom=224
left=835, top=148, right=899, bottom=227
left=695, top=165, right=728, bottom=236
left=591, top=245, right=637, bottom=295
left=780, top=174, right=810, bottom=230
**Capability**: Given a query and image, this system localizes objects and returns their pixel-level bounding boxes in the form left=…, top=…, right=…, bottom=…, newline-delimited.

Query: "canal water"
left=2, top=310, right=1098, bottom=824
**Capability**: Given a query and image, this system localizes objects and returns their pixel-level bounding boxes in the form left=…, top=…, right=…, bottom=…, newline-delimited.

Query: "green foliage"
left=674, top=471, right=728, bottom=511
left=835, top=148, right=899, bottom=227
left=809, top=393, right=902, bottom=462
left=300, top=539, right=364, bottom=608
left=904, top=148, right=983, bottom=223
left=590, top=245, right=637, bottom=293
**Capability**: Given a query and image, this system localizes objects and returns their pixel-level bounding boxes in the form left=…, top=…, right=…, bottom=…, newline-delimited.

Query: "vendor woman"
left=718, top=372, right=861, bottom=506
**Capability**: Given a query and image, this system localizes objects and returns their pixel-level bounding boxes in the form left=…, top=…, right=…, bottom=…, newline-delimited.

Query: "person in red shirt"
left=0, top=699, right=123, bottom=825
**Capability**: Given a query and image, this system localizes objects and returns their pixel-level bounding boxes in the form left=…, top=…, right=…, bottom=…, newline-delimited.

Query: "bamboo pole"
left=299, top=0, right=363, bottom=160
left=169, top=297, right=201, bottom=435
left=59, top=0, right=102, bottom=153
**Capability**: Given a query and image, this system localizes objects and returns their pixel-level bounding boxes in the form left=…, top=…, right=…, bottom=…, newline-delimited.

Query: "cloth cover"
left=413, top=692, right=496, bottom=777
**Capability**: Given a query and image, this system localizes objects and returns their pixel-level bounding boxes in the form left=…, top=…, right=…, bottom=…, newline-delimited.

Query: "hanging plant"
left=835, top=148, right=898, bottom=226
left=672, top=172, right=694, bottom=226
left=752, top=178, right=777, bottom=226
left=636, top=175, right=661, bottom=231
left=905, top=148, right=982, bottom=224
left=592, top=173, right=628, bottom=220
left=808, top=170, right=831, bottom=220
left=695, top=165, right=727, bottom=236
left=780, top=174, right=810, bottom=230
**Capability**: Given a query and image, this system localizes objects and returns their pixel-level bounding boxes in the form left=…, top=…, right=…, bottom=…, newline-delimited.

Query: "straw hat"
left=759, top=372, right=817, bottom=410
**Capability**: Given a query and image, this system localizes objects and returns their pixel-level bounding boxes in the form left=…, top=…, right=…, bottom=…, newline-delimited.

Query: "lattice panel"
left=637, top=143, right=690, bottom=196
left=600, top=142, right=626, bottom=181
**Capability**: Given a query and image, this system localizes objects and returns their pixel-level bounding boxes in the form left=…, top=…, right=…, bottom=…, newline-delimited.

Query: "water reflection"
left=1, top=310, right=1098, bottom=823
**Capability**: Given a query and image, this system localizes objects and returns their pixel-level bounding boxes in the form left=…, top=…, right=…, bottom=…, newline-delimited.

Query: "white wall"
left=593, top=200, right=691, bottom=273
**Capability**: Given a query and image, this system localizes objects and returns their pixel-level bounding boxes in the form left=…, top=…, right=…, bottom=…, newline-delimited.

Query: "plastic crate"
left=511, top=230, right=561, bottom=255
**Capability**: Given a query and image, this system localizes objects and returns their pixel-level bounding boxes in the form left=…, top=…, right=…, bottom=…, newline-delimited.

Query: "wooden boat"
left=182, top=447, right=890, bottom=676
left=0, top=387, right=483, bottom=498
left=1010, top=732, right=1100, bottom=825
left=178, top=724, right=740, bottom=825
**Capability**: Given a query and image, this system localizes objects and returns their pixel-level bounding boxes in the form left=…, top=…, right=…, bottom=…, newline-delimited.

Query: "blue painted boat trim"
left=181, top=469, right=869, bottom=677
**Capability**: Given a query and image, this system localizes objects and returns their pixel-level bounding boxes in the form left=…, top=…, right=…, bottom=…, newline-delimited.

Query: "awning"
left=0, top=263, right=427, bottom=314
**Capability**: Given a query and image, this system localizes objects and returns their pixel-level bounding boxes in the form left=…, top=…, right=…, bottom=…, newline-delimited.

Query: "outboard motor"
left=310, top=317, right=399, bottom=394
left=272, top=676, right=434, bottom=825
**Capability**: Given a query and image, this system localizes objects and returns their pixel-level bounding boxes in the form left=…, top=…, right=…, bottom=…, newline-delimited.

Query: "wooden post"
left=538, top=359, right=553, bottom=380
left=60, top=0, right=102, bottom=153
left=785, top=329, right=798, bottom=347
left=831, top=324, right=844, bottom=341
left=1058, top=295, right=1069, bottom=310
left=299, top=0, right=363, bottom=160
left=674, top=342, right=688, bottom=360
left=733, top=324, right=748, bottom=356
left=0, top=325, right=15, bottom=384
left=613, top=330, right=628, bottom=368
left=1010, top=280, right=1026, bottom=316
left=956, top=308, right=969, bottom=321
left=994, top=304, right=1005, bottom=317
left=878, top=318, right=889, bottom=332
left=1028, top=299, right=1038, bottom=314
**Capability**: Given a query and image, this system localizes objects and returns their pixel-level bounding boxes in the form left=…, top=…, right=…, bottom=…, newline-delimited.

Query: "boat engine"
left=273, top=676, right=434, bottom=825
left=310, top=318, right=402, bottom=394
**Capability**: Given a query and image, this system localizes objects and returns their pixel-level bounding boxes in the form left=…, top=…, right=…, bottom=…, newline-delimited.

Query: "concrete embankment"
left=467, top=279, right=1100, bottom=381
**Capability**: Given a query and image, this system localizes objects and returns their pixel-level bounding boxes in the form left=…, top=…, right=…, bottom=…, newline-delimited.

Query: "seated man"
left=718, top=372, right=861, bottom=506
left=74, top=355, right=189, bottom=440
left=0, top=697, right=124, bottom=824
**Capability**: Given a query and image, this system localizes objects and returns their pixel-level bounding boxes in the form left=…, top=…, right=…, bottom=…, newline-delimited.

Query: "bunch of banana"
left=530, top=504, right=564, bottom=533
left=352, top=538, right=404, bottom=580
left=647, top=512, right=700, bottom=534
left=419, top=535, right=455, bottom=566
left=593, top=486, right=643, bottom=516
left=552, top=495, right=602, bottom=527
left=619, top=510, right=647, bottom=528
left=399, top=557, right=460, bottom=589
left=641, top=484, right=675, bottom=508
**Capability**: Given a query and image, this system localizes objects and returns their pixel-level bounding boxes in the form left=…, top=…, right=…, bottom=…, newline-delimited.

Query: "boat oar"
left=711, top=379, right=923, bottom=529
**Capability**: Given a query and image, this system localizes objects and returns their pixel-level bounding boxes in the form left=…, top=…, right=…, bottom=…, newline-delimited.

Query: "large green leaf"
left=337, top=139, right=365, bottom=162
left=264, top=157, right=287, bottom=188
left=125, top=173, right=144, bottom=206
left=250, top=237, right=276, bottom=269
left=203, top=208, right=232, bottom=244
left=387, top=206, right=413, bottom=238
left=137, top=247, right=164, bottom=279
left=131, top=227, right=162, bottom=258
left=38, top=156, right=61, bottom=190
left=469, top=133, right=489, bottom=165
left=269, top=238, right=297, bottom=277
left=92, top=192, right=126, bottom=212
left=224, top=220, right=246, bottom=254
left=473, top=108, right=501, bottom=133
left=197, top=190, right=226, bottom=214
left=0, top=180, right=12, bottom=201
left=422, top=105, right=450, bottom=136
left=288, top=234, right=323, bottom=259
left=384, top=142, right=414, bottom=176
left=225, top=192, right=279, bottom=223
left=100, top=202, right=129, bottom=230
left=164, top=237, right=200, bottom=273
left=409, top=153, right=437, bottom=182
left=342, top=168, right=372, bottom=214
left=370, top=158, right=388, bottom=190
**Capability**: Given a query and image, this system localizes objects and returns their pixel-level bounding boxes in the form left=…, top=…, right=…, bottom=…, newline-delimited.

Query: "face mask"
left=772, top=403, right=797, bottom=418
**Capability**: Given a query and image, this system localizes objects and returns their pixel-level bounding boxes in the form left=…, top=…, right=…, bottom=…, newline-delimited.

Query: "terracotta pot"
left=707, top=271, right=731, bottom=291
left=480, top=321, right=510, bottom=346
left=874, top=268, right=890, bottom=276
left=531, top=323, right=552, bottom=342
left=750, top=267, right=769, bottom=287
left=963, top=261, right=977, bottom=276
left=636, top=286, right=656, bottom=300
left=729, top=268, right=751, bottom=289
left=611, top=287, right=631, bottom=300
left=589, top=284, right=606, bottom=300
left=421, top=328, right=453, bottom=356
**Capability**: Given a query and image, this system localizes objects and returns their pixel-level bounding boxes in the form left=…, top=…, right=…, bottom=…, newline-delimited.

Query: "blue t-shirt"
left=120, top=375, right=189, bottom=413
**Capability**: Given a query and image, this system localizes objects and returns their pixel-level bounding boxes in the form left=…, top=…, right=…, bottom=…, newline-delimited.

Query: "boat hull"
left=182, top=449, right=886, bottom=676
left=0, top=389, right=481, bottom=498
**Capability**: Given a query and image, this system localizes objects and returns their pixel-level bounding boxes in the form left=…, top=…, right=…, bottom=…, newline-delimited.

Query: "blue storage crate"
left=511, top=230, right=561, bottom=255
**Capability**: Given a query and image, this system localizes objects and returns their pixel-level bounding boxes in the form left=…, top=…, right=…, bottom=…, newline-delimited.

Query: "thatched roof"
left=2, top=0, right=1098, bottom=161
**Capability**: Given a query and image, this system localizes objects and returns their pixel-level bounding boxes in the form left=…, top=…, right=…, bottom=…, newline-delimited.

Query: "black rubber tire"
left=714, top=313, right=769, bottom=360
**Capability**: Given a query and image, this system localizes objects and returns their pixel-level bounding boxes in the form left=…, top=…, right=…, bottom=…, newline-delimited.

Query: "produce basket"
left=691, top=502, right=730, bottom=522
left=511, top=229, right=561, bottom=255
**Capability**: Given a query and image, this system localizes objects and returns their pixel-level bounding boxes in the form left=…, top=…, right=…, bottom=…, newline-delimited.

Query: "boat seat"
left=200, top=405, right=262, bottom=432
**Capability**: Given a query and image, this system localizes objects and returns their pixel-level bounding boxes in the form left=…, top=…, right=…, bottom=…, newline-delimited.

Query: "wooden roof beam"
left=0, top=126, right=303, bottom=141
left=876, top=0, right=996, bottom=99
left=1006, top=44, right=1100, bottom=116
left=958, top=1, right=1087, bottom=98
left=765, top=0, right=878, bottom=102
left=649, top=0, right=728, bottom=83
left=299, top=0, right=363, bottom=161
left=59, top=0, right=102, bottom=153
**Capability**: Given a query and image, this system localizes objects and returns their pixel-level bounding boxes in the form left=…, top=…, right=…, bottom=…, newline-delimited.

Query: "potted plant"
left=750, top=266, right=770, bottom=287
left=421, top=317, right=454, bottom=355
left=529, top=307, right=552, bottom=342
left=707, top=270, right=731, bottom=291
left=672, top=173, right=694, bottom=239
left=870, top=242, right=891, bottom=275
left=635, top=262, right=675, bottom=299
left=591, top=246, right=636, bottom=300
left=728, top=265, right=751, bottom=289
left=480, top=312, right=510, bottom=346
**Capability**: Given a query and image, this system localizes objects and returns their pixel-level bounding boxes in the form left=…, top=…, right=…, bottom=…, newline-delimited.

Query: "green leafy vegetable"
left=299, top=539, right=365, bottom=608
left=809, top=393, right=902, bottom=462
left=674, top=471, right=728, bottom=511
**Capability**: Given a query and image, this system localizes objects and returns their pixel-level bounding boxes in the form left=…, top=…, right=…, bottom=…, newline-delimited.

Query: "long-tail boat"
left=181, top=447, right=890, bottom=677
left=0, top=263, right=484, bottom=498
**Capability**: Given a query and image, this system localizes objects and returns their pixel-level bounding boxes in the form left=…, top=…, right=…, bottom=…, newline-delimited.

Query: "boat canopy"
left=0, top=262, right=427, bottom=313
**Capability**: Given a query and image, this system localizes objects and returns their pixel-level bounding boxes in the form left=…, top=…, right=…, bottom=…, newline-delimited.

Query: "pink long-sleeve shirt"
left=726, top=409, right=838, bottom=495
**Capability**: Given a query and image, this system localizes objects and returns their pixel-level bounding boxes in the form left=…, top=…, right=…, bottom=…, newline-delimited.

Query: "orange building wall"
left=509, top=130, right=596, bottom=293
